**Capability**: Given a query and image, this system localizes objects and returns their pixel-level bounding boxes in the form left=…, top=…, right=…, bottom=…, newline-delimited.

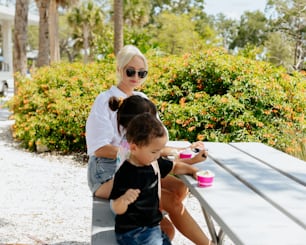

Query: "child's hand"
left=192, top=168, right=199, bottom=180
left=112, top=189, right=140, bottom=215
left=187, top=164, right=199, bottom=178
left=122, top=188, right=140, bottom=205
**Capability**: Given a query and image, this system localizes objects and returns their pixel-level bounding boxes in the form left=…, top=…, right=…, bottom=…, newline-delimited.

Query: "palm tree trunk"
left=83, top=25, right=90, bottom=64
left=36, top=0, right=50, bottom=67
left=13, top=0, right=29, bottom=95
left=114, top=0, right=123, bottom=55
left=49, top=0, right=60, bottom=64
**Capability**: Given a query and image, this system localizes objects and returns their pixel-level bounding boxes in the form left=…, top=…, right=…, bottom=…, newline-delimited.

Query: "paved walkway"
left=0, top=97, right=11, bottom=121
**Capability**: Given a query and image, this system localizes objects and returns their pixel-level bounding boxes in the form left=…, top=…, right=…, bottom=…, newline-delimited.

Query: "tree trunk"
left=13, top=0, right=29, bottom=95
left=83, top=24, right=90, bottom=64
left=293, top=34, right=304, bottom=71
left=114, top=0, right=123, bottom=55
left=36, top=0, right=50, bottom=67
left=49, top=0, right=60, bottom=64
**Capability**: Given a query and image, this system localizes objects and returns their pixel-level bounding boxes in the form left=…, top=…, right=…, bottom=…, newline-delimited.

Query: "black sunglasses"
left=126, top=68, right=148, bottom=78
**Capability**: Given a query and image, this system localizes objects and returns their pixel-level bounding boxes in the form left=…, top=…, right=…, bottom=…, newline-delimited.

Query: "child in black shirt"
left=109, top=113, right=198, bottom=245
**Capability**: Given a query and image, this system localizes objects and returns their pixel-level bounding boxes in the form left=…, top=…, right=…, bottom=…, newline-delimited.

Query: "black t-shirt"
left=109, top=157, right=173, bottom=233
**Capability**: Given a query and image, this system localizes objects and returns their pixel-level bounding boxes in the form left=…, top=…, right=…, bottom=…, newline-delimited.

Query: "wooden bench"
left=91, top=197, right=117, bottom=245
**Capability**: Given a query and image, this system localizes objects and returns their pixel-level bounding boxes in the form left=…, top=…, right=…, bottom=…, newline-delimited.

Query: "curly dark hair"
left=126, top=112, right=166, bottom=146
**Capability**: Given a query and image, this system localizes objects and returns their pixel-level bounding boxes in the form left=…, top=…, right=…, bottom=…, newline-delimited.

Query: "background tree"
left=123, top=0, right=150, bottom=27
left=49, top=0, right=60, bottom=63
left=34, top=0, right=77, bottom=66
left=67, top=0, right=104, bottom=63
left=13, top=0, right=29, bottom=94
left=229, top=10, right=268, bottom=50
left=27, top=25, right=39, bottom=52
left=58, top=14, right=79, bottom=62
left=267, top=0, right=306, bottom=71
left=49, top=0, right=77, bottom=64
left=114, top=0, right=123, bottom=54
left=265, top=32, right=294, bottom=68
left=152, top=12, right=202, bottom=54
left=149, top=0, right=204, bottom=17
left=120, top=0, right=151, bottom=51
left=213, top=13, right=238, bottom=50
left=35, top=0, right=49, bottom=67
left=19, top=0, right=305, bottom=72
left=186, top=3, right=217, bottom=47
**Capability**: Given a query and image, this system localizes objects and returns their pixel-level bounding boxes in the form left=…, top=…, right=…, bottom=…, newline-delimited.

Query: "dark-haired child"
left=108, top=95, right=212, bottom=244
left=110, top=113, right=199, bottom=245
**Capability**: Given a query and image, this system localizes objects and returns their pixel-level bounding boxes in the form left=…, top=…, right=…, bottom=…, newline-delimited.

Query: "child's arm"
left=111, top=189, right=140, bottom=215
left=171, top=160, right=199, bottom=179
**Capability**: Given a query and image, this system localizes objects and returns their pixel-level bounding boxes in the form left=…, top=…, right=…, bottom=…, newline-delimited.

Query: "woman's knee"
left=161, top=176, right=189, bottom=201
left=161, top=190, right=185, bottom=214
left=175, top=180, right=189, bottom=200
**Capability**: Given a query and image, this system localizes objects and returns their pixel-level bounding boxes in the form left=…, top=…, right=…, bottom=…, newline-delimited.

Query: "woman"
left=86, top=45, right=211, bottom=244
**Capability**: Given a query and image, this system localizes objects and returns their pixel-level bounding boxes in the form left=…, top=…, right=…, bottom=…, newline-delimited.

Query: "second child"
left=109, top=113, right=199, bottom=245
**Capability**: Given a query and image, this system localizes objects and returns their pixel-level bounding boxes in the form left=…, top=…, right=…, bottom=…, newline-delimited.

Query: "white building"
left=0, top=4, right=38, bottom=95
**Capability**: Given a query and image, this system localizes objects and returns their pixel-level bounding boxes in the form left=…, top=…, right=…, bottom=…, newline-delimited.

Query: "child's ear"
left=129, top=142, right=137, bottom=152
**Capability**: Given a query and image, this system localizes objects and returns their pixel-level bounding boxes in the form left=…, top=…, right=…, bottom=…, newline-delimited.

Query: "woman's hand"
left=190, top=149, right=208, bottom=163
left=190, top=141, right=205, bottom=151
left=181, top=148, right=208, bottom=165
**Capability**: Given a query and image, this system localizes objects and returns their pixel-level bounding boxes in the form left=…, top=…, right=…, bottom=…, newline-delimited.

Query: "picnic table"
left=91, top=141, right=306, bottom=245
left=177, top=142, right=306, bottom=245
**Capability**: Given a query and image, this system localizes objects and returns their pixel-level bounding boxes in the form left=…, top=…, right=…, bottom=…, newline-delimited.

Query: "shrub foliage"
left=10, top=59, right=115, bottom=152
left=9, top=49, right=306, bottom=159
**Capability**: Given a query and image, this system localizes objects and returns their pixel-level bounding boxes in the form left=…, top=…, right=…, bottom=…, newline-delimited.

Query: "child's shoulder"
left=157, top=157, right=173, bottom=165
left=157, top=157, right=173, bottom=175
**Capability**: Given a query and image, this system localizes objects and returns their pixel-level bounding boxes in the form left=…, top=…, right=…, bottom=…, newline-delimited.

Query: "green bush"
left=10, top=59, right=116, bottom=152
left=143, top=49, right=306, bottom=159
left=9, top=49, right=306, bottom=161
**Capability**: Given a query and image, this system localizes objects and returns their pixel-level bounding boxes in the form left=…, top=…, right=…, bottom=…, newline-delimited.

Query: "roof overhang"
left=0, top=5, right=39, bottom=25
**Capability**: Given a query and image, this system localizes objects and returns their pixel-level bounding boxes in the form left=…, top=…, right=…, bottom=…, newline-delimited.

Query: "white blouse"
left=85, top=85, right=147, bottom=156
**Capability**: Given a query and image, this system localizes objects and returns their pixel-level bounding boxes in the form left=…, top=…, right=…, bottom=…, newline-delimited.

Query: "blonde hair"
left=116, top=45, right=148, bottom=83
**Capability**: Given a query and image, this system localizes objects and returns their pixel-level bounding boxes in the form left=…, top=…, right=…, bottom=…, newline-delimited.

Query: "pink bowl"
left=179, top=149, right=193, bottom=159
left=196, top=170, right=215, bottom=187
left=179, top=152, right=192, bottom=159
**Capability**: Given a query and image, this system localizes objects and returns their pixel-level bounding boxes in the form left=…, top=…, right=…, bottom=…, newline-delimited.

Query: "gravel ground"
left=0, top=120, right=91, bottom=245
left=0, top=117, right=218, bottom=245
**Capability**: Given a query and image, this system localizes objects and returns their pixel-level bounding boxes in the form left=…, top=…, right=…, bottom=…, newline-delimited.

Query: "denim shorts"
left=116, top=225, right=172, bottom=245
left=87, top=155, right=116, bottom=194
